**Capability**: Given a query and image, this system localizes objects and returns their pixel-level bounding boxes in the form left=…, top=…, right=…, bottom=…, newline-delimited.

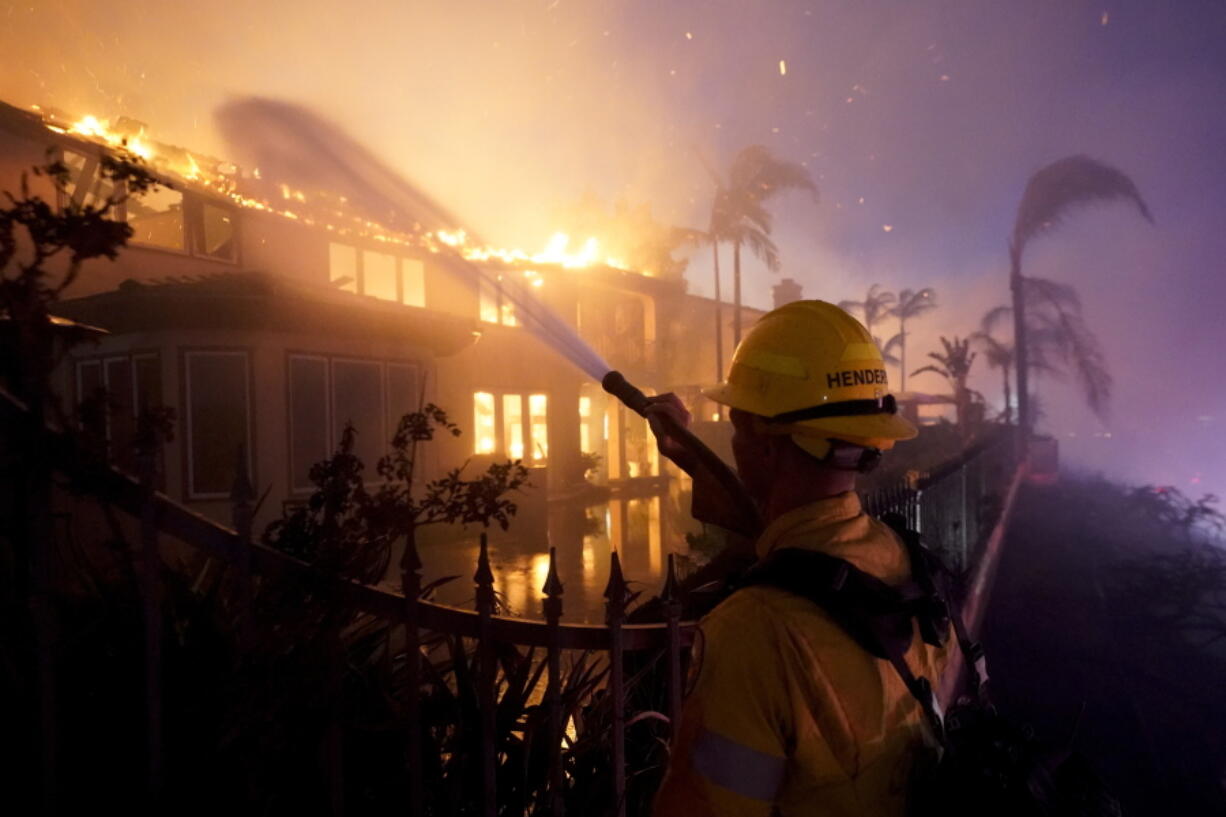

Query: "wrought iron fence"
left=863, top=428, right=1017, bottom=571
left=8, top=394, right=1018, bottom=816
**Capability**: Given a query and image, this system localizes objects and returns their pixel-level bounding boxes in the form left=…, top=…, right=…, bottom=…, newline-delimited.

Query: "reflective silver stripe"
left=691, top=728, right=786, bottom=801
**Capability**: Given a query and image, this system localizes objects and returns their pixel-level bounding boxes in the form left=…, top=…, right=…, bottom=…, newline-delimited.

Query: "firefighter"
left=646, top=300, right=948, bottom=817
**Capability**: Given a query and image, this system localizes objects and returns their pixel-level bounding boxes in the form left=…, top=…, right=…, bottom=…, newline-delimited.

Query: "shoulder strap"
left=881, top=514, right=989, bottom=700
left=742, top=547, right=949, bottom=741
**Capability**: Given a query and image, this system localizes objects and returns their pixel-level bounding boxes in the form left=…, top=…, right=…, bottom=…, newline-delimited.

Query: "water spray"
left=218, top=98, right=762, bottom=536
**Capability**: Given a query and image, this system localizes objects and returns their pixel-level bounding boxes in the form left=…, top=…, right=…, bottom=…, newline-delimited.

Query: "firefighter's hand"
left=644, top=393, right=697, bottom=473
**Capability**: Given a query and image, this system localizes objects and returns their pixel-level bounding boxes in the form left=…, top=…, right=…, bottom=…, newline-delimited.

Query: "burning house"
left=0, top=99, right=765, bottom=547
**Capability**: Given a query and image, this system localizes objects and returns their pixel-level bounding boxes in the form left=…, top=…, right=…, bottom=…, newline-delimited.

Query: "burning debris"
left=24, top=102, right=640, bottom=283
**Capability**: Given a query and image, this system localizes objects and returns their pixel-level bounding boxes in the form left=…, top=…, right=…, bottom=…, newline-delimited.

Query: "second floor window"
left=479, top=275, right=519, bottom=326
left=328, top=243, right=426, bottom=307
left=59, top=148, right=237, bottom=262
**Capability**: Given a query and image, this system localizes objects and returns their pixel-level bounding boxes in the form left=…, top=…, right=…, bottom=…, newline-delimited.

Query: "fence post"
left=604, top=550, right=630, bottom=817
left=661, top=553, right=683, bottom=744
left=959, top=463, right=969, bottom=566
left=475, top=533, right=498, bottom=817
left=139, top=441, right=164, bottom=805
left=401, top=531, right=423, bottom=816
left=326, top=630, right=345, bottom=816
left=229, top=446, right=255, bottom=649
left=542, top=547, right=566, bottom=817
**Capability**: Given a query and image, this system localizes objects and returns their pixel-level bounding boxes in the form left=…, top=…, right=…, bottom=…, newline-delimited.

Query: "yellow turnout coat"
left=654, top=492, right=949, bottom=817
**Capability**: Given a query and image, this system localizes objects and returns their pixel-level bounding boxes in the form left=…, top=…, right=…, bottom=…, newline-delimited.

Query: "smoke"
left=2, top=0, right=1224, bottom=496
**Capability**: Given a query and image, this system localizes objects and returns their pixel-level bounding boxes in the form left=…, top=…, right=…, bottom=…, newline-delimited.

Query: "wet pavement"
left=412, top=490, right=691, bottom=623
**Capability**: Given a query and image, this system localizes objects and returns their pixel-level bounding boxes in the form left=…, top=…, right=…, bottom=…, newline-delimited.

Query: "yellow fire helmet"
left=703, top=300, right=917, bottom=463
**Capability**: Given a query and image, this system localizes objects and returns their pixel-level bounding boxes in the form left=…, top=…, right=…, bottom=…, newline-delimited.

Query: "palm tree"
left=889, top=288, right=938, bottom=392
left=911, top=336, right=978, bottom=436
left=970, top=322, right=1015, bottom=423
left=879, top=332, right=904, bottom=368
left=978, top=277, right=1113, bottom=424
left=1009, top=155, right=1152, bottom=438
left=704, top=145, right=818, bottom=349
left=839, top=283, right=896, bottom=338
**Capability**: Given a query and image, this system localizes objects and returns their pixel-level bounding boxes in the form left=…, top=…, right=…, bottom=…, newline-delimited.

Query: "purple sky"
left=3, top=0, right=1224, bottom=497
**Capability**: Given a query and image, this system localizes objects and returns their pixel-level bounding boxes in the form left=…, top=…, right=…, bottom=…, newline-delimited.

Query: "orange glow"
left=39, top=104, right=651, bottom=281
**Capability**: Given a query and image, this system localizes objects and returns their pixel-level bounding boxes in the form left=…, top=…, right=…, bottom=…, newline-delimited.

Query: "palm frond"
left=970, top=330, right=1013, bottom=369
left=980, top=304, right=1013, bottom=335
left=878, top=332, right=903, bottom=366
left=911, top=364, right=949, bottom=381
left=1026, top=281, right=1113, bottom=417
left=1012, top=155, right=1153, bottom=256
left=893, top=287, right=938, bottom=320
left=740, top=225, right=781, bottom=272
left=728, top=145, right=819, bottom=204
left=1024, top=275, right=1082, bottom=312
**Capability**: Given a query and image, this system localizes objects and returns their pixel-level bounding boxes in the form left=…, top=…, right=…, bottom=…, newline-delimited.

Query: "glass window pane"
left=529, top=393, right=548, bottom=463
left=503, top=394, right=524, bottom=460
left=474, top=392, right=496, bottom=454
left=133, top=354, right=162, bottom=415
left=479, top=277, right=500, bottom=323
left=402, top=258, right=425, bottom=307
left=363, top=250, right=398, bottom=301
left=194, top=202, right=236, bottom=261
left=77, top=360, right=104, bottom=434
left=289, top=357, right=329, bottom=491
left=332, top=360, right=383, bottom=474
left=127, top=186, right=185, bottom=251
left=329, top=242, right=358, bottom=292
left=386, top=363, right=419, bottom=438
left=501, top=286, right=519, bottom=326
left=579, top=395, right=592, bottom=453
left=186, top=352, right=250, bottom=497
left=106, top=358, right=135, bottom=470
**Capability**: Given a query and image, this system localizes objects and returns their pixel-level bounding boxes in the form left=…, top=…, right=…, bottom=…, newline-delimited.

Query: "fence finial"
left=542, top=546, right=564, bottom=599
left=604, top=550, right=629, bottom=614
left=474, top=531, right=495, bottom=588
left=661, top=552, right=681, bottom=604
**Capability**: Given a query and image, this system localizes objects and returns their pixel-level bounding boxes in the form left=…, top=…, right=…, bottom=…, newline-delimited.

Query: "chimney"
left=772, top=278, right=803, bottom=308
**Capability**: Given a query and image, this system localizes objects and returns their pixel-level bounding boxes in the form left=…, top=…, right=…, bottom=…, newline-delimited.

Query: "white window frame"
left=184, top=350, right=253, bottom=500
left=472, top=390, right=548, bottom=465
left=58, top=146, right=239, bottom=264
left=328, top=242, right=428, bottom=307
left=287, top=354, right=422, bottom=493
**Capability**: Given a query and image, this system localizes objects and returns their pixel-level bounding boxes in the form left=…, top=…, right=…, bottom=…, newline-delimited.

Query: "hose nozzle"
left=602, top=370, right=651, bottom=416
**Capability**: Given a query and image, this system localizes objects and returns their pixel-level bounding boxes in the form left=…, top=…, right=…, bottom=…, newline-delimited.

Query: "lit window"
left=363, top=250, right=398, bottom=301
left=61, top=149, right=119, bottom=210
left=402, top=258, right=426, bottom=307
left=503, top=394, right=525, bottom=460
left=329, top=242, right=358, bottom=292
left=479, top=277, right=499, bottom=323
left=529, top=393, right=548, bottom=462
left=127, top=185, right=185, bottom=252
left=474, top=392, right=497, bottom=454
left=479, top=275, right=518, bottom=325
left=191, top=201, right=236, bottom=261
left=579, top=396, right=592, bottom=453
